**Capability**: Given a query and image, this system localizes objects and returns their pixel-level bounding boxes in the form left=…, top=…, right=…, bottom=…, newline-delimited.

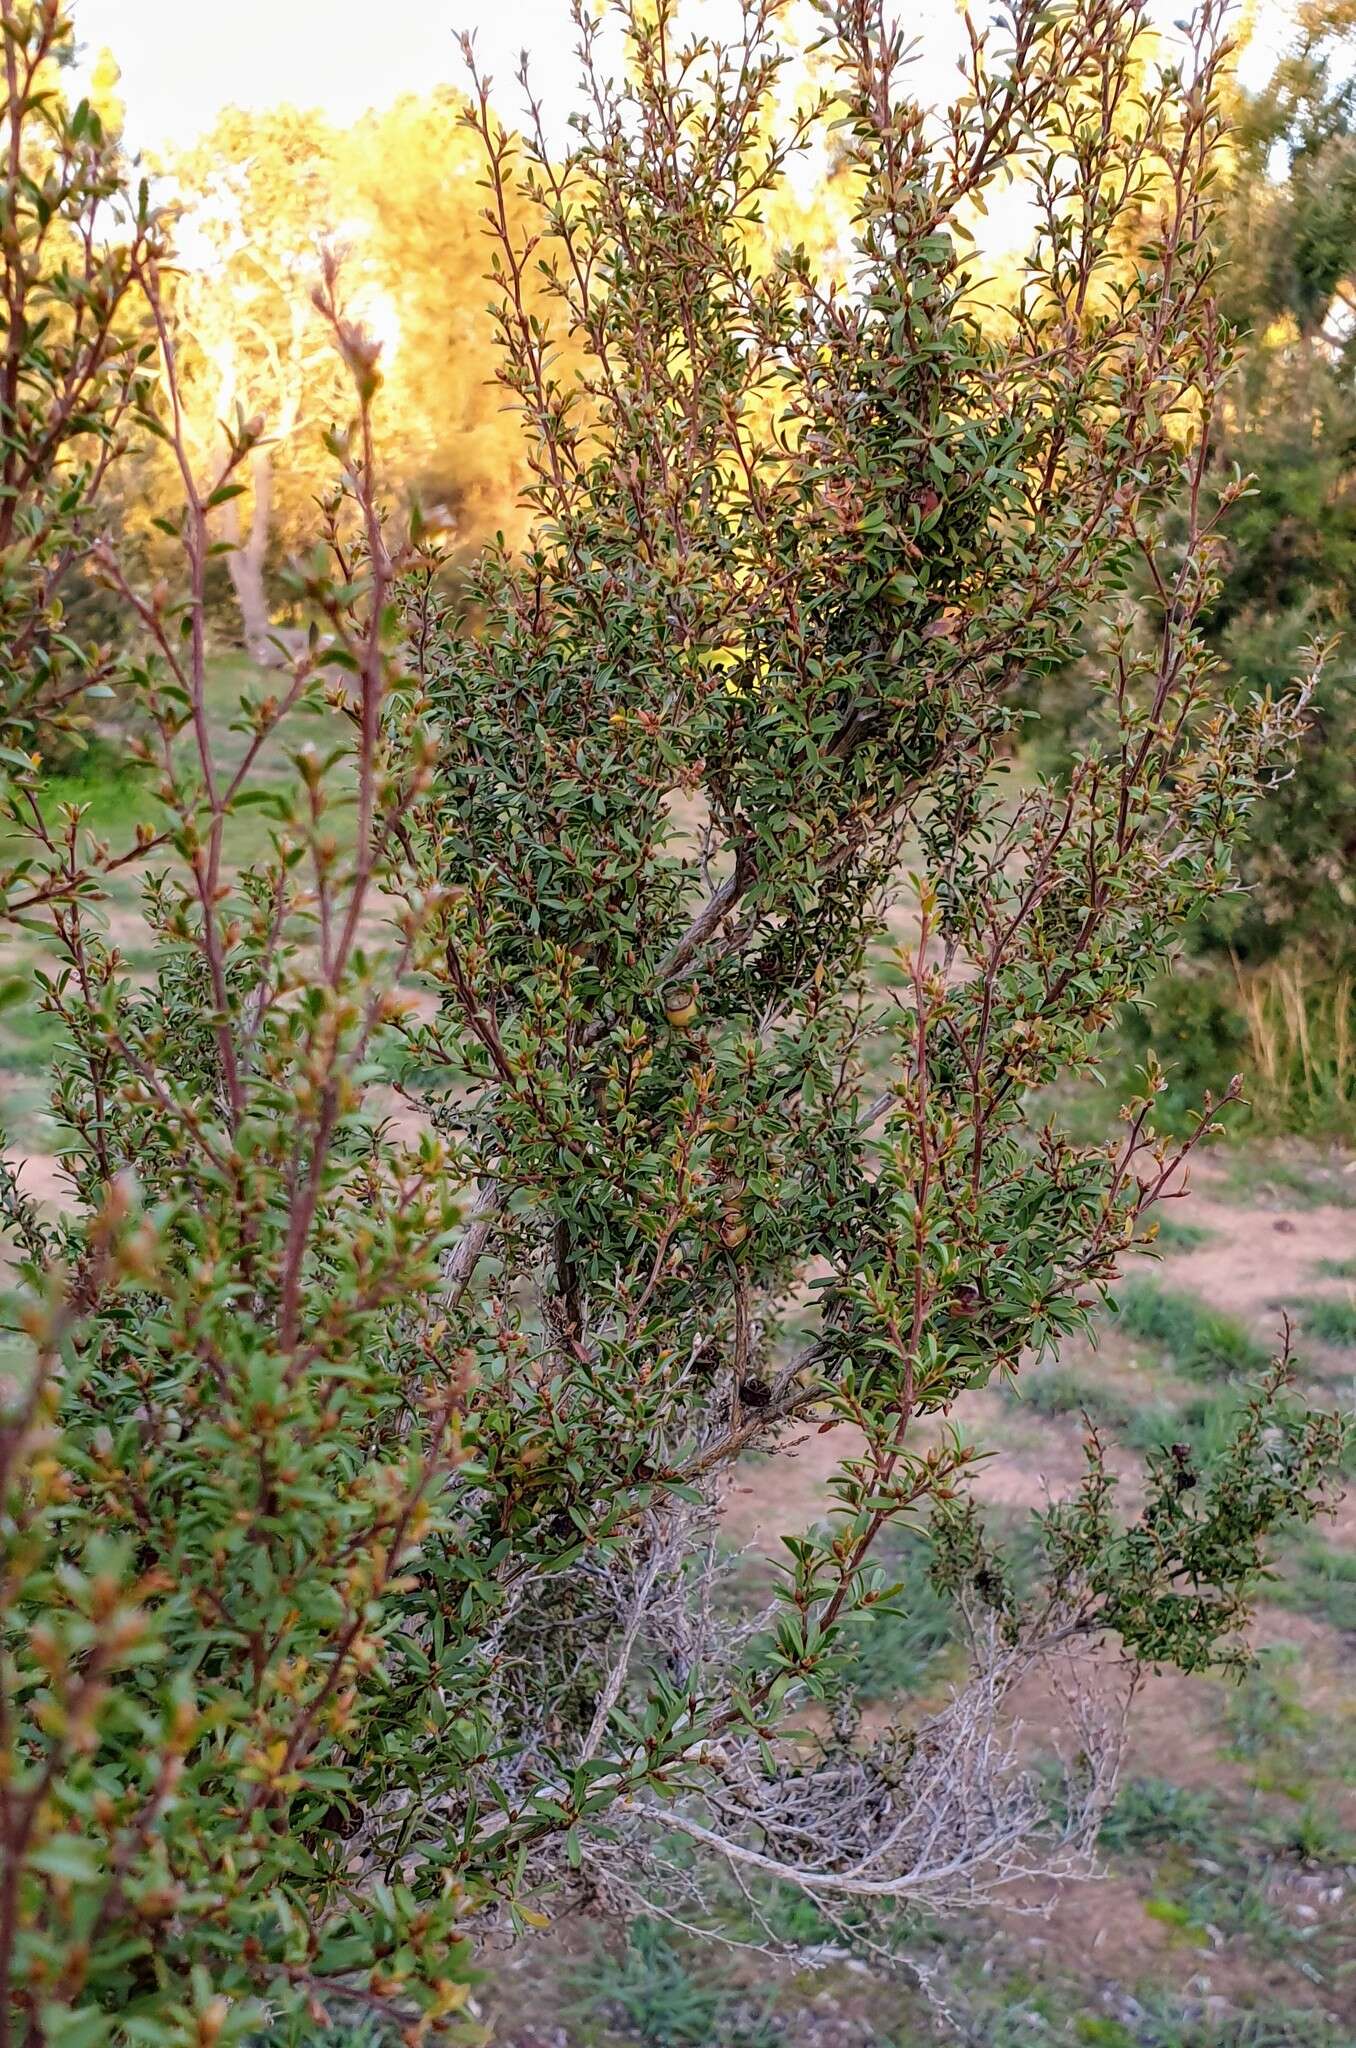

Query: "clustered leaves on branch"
left=0, top=0, right=1345, bottom=2042
left=0, top=0, right=159, bottom=777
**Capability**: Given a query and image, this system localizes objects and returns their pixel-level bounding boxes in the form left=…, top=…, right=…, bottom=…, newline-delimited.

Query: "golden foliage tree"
left=155, top=93, right=539, bottom=654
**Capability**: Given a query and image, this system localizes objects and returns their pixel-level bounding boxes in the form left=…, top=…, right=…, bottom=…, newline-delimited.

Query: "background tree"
left=152, top=93, right=542, bottom=655
left=1034, top=0, right=1356, bottom=1130
left=1201, top=0, right=1356, bottom=973
left=342, top=89, right=536, bottom=546
left=152, top=107, right=352, bottom=658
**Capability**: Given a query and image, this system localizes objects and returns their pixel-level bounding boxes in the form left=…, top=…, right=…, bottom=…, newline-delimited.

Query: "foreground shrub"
left=0, top=0, right=159, bottom=778
left=0, top=0, right=1346, bottom=2039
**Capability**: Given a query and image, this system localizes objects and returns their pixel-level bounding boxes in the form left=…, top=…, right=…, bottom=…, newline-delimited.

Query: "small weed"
left=1272, top=1532, right=1356, bottom=1634
left=1179, top=1865, right=1294, bottom=1951
left=1121, top=1397, right=1199, bottom=1456
left=1255, top=1798, right=1356, bottom=1865
left=838, top=1527, right=957, bottom=1701
left=1313, top=1256, right=1356, bottom=1280
left=1221, top=1649, right=1313, bottom=1764
left=1098, top=1776, right=1225, bottom=1857
left=1143, top=1894, right=1210, bottom=1945
left=1011, top=1366, right=1135, bottom=1432
left=1122, top=1385, right=1269, bottom=1461
left=1146, top=1215, right=1215, bottom=1253
left=567, top=1920, right=782, bottom=2047
left=1114, top=1279, right=1270, bottom=1380
left=1301, top=1297, right=1356, bottom=1348
left=736, top=1881, right=840, bottom=1950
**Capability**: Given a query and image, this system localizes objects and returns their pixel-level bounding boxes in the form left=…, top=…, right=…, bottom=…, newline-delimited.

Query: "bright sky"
left=73, top=0, right=1298, bottom=156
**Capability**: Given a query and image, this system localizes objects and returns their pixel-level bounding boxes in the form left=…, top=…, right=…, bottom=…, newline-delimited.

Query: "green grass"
left=1222, top=1650, right=1313, bottom=1762
left=28, top=733, right=156, bottom=838
left=1114, top=1278, right=1271, bottom=1380
left=951, top=1988, right=1346, bottom=2048
left=1011, top=1360, right=1280, bottom=1473
left=1312, top=1255, right=1356, bottom=1280
left=1106, top=2007, right=1348, bottom=2048
left=1145, top=1215, right=1215, bottom=1254
left=0, top=993, right=63, bottom=1078
left=836, top=1525, right=959, bottom=1701
left=1098, top=1776, right=1226, bottom=1857
left=1098, top=1739, right=1352, bottom=1999
left=567, top=1920, right=783, bottom=2047
left=1121, top=1385, right=1269, bottom=1461
left=3, top=660, right=349, bottom=885
left=1300, top=1297, right=1356, bottom=1348
left=1097, top=1769, right=1351, bottom=1957
left=1219, top=1151, right=1356, bottom=1211
left=1009, top=1365, right=1137, bottom=1433
left=0, top=1075, right=56, bottom=1157
left=1272, top=1533, right=1356, bottom=1634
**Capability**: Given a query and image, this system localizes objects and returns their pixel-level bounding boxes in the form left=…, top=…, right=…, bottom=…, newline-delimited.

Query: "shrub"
left=0, top=0, right=1347, bottom=2040
left=0, top=0, right=160, bottom=778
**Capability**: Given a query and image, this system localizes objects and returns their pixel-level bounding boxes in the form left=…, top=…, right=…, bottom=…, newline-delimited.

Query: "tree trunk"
left=224, top=446, right=277, bottom=665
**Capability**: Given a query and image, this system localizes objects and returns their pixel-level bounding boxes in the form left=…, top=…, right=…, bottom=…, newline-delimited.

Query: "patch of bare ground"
left=2, top=1148, right=71, bottom=1212
left=998, top=1868, right=1176, bottom=1985
left=989, top=1608, right=1353, bottom=2023
left=956, top=1384, right=1145, bottom=1511
left=713, top=1164, right=1354, bottom=2029
left=101, top=898, right=154, bottom=951
left=1003, top=1897, right=1347, bottom=2034
left=1315, top=1484, right=1356, bottom=1549
left=721, top=1386, right=1139, bottom=1553
left=721, top=1420, right=863, bottom=1550
left=1156, top=1188, right=1356, bottom=1340
left=366, top=1084, right=437, bottom=1148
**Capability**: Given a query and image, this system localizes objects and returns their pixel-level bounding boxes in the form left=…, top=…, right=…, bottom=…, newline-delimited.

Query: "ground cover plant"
left=0, top=0, right=1348, bottom=2041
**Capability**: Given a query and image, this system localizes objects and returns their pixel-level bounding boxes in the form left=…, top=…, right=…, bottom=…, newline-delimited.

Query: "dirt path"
left=1165, top=1187, right=1356, bottom=1331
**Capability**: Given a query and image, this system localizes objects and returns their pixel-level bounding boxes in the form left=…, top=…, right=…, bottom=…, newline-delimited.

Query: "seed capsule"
left=664, top=983, right=699, bottom=1029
